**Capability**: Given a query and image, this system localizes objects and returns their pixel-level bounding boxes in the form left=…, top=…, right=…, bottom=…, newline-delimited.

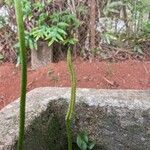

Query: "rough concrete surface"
left=0, top=88, right=150, bottom=150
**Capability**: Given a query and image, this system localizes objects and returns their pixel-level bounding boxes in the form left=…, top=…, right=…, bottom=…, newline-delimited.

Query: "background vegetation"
left=0, top=0, right=150, bottom=63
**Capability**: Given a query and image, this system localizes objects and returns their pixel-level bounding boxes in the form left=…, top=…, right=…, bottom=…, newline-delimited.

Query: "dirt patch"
left=0, top=60, right=150, bottom=109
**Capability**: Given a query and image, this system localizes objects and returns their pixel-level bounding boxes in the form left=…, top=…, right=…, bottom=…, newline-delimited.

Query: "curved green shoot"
left=65, top=48, right=77, bottom=150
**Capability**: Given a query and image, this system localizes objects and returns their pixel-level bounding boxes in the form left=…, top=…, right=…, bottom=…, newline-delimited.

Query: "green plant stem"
left=14, top=0, right=27, bottom=150
left=65, top=48, right=77, bottom=150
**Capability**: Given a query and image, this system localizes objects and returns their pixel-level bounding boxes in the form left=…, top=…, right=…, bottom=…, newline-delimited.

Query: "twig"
left=103, top=77, right=114, bottom=86
left=143, top=64, right=149, bottom=74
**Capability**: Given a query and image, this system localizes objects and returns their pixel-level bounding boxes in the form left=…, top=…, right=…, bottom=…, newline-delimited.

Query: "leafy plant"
left=103, top=0, right=123, bottom=17
left=31, top=23, right=68, bottom=46
left=21, top=0, right=80, bottom=47
left=14, top=31, right=37, bottom=50
left=77, top=132, right=95, bottom=150
left=100, top=0, right=150, bottom=54
left=76, top=4, right=88, bottom=15
left=5, top=0, right=80, bottom=64
left=30, top=10, right=80, bottom=47
left=141, top=21, right=150, bottom=38
left=0, top=15, right=6, bottom=29
left=101, top=31, right=117, bottom=45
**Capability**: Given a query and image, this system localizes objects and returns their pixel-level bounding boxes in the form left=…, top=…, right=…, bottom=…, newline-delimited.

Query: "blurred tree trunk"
left=122, top=5, right=130, bottom=36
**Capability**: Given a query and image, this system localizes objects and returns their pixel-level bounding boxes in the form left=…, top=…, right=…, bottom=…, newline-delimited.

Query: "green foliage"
left=101, top=0, right=150, bottom=52
left=22, top=0, right=80, bottom=46
left=2, top=0, right=150, bottom=60
left=4, top=0, right=80, bottom=53
left=0, top=53, right=4, bottom=60
left=141, top=21, right=150, bottom=38
left=14, top=31, right=37, bottom=50
left=77, top=132, right=95, bottom=150
left=0, top=16, right=6, bottom=29
left=103, top=0, right=123, bottom=16
left=41, top=10, right=79, bottom=46
left=76, top=4, right=88, bottom=15
left=101, top=32, right=117, bottom=45
left=4, top=0, right=13, bottom=6
left=31, top=24, right=68, bottom=46
left=3, top=0, right=80, bottom=66
left=49, top=11, right=80, bottom=46
left=50, top=11, right=80, bottom=29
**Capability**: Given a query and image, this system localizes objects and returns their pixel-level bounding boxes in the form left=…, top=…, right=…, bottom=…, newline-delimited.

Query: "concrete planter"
left=31, top=41, right=53, bottom=69
left=0, top=88, right=150, bottom=150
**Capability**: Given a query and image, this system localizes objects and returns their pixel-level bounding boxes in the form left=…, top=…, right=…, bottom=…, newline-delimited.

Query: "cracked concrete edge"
left=0, top=87, right=150, bottom=149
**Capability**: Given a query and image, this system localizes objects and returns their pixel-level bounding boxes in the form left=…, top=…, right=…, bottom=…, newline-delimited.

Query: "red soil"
left=0, top=60, right=150, bottom=110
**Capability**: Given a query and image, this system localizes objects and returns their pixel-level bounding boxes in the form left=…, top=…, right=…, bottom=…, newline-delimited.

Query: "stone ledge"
left=0, top=88, right=150, bottom=150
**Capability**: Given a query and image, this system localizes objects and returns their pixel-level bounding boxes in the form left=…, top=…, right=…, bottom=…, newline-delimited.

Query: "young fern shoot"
left=66, top=48, right=77, bottom=150
left=14, top=0, right=27, bottom=149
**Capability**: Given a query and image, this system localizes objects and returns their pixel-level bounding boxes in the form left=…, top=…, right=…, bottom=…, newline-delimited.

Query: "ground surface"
left=0, top=59, right=150, bottom=109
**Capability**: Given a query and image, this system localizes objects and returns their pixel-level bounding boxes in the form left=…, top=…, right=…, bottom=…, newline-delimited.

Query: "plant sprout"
left=65, top=48, right=77, bottom=150
left=14, top=0, right=27, bottom=149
